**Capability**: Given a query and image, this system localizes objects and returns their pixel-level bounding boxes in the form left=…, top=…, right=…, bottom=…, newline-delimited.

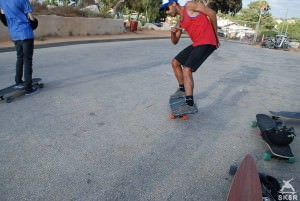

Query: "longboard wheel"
left=229, top=165, right=237, bottom=176
left=182, top=115, right=188, bottom=120
left=38, top=83, right=44, bottom=88
left=250, top=121, right=257, bottom=127
left=170, top=114, right=175, bottom=119
left=262, top=152, right=272, bottom=161
left=6, top=97, right=13, bottom=103
left=288, top=158, right=295, bottom=164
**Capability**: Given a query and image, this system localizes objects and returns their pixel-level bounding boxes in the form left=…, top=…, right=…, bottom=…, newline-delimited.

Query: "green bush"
left=32, top=2, right=112, bottom=18
left=260, top=30, right=277, bottom=37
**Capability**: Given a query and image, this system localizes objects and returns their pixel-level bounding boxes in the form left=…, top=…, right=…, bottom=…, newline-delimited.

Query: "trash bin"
left=129, top=21, right=138, bottom=32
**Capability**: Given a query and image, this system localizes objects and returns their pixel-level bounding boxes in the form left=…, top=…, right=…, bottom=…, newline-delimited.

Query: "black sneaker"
left=25, top=87, right=39, bottom=96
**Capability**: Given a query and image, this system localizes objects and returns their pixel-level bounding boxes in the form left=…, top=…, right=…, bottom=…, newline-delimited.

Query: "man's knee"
left=171, top=58, right=181, bottom=68
left=183, top=67, right=193, bottom=75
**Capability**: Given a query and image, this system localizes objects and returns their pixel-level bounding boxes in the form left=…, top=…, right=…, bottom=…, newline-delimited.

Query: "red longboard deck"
left=226, top=154, right=262, bottom=201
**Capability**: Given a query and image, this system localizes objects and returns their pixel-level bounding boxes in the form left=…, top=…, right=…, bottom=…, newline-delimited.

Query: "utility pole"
left=281, top=8, right=288, bottom=35
left=285, top=23, right=289, bottom=35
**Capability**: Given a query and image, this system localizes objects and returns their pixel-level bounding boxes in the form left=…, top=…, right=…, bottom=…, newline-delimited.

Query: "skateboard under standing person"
left=160, top=0, right=219, bottom=114
left=0, top=0, right=39, bottom=95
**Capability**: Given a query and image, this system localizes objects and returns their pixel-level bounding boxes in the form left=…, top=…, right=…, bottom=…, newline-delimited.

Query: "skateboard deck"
left=169, top=96, right=188, bottom=120
left=270, top=111, right=300, bottom=119
left=255, top=114, right=295, bottom=163
left=0, top=78, right=43, bottom=103
left=226, top=154, right=262, bottom=201
left=229, top=165, right=281, bottom=200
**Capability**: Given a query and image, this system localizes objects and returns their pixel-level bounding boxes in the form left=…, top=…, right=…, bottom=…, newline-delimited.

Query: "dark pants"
left=14, top=39, right=34, bottom=91
left=175, top=44, right=216, bottom=72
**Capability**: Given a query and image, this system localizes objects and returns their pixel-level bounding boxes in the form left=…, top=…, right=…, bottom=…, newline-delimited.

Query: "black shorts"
left=174, top=44, right=216, bottom=72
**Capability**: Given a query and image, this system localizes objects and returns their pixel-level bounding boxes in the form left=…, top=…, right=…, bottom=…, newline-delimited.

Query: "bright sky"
left=243, top=0, right=300, bottom=18
left=174, top=0, right=300, bottom=18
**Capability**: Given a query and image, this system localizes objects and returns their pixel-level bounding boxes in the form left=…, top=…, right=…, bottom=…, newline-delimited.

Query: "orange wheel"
left=170, top=114, right=175, bottom=119
left=182, top=115, right=188, bottom=120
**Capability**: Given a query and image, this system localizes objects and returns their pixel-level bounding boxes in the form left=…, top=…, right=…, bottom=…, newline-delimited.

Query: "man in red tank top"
left=160, top=0, right=219, bottom=114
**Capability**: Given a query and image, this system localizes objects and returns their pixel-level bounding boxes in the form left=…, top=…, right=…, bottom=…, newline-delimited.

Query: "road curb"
left=0, top=36, right=171, bottom=53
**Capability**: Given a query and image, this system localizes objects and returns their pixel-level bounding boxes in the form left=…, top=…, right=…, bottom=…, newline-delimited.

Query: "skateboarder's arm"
left=170, top=26, right=182, bottom=45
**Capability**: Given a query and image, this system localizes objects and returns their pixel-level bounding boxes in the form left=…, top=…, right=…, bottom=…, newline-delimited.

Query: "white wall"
left=0, top=15, right=124, bottom=42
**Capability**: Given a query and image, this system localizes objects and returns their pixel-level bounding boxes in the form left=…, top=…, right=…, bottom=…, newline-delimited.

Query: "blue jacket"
left=0, top=0, right=34, bottom=41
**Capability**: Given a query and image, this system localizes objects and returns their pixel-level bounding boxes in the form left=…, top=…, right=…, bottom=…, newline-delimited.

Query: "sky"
left=243, top=0, right=300, bottom=18
left=175, top=0, right=300, bottom=18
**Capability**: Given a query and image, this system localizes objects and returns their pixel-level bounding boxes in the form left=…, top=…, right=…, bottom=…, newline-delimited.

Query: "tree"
left=233, top=1, right=274, bottom=30
left=123, top=0, right=161, bottom=22
left=124, top=0, right=144, bottom=20
left=197, top=0, right=242, bottom=15
left=144, top=0, right=162, bottom=22
left=277, top=19, right=300, bottom=40
left=99, top=0, right=120, bottom=8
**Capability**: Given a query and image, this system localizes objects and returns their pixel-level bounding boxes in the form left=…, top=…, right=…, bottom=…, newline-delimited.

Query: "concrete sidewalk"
left=0, top=30, right=172, bottom=52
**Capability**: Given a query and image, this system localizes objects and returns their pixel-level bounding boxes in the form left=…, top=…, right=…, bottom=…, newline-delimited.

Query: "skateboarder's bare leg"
left=170, top=58, right=186, bottom=99
left=183, top=67, right=193, bottom=96
left=183, top=67, right=194, bottom=106
left=171, top=58, right=184, bottom=86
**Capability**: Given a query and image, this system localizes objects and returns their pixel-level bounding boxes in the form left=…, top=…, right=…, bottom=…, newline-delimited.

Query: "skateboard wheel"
left=288, top=158, right=295, bottom=164
left=38, top=83, right=44, bottom=88
left=170, top=114, right=175, bottom=119
left=182, top=115, right=188, bottom=120
left=250, top=121, right=257, bottom=127
left=229, top=165, right=237, bottom=176
left=262, top=152, right=272, bottom=161
left=6, top=97, right=13, bottom=103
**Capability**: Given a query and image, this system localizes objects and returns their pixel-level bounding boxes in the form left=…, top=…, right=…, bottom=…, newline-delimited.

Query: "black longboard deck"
left=265, top=143, right=294, bottom=158
left=256, top=114, right=294, bottom=159
left=0, top=78, right=43, bottom=103
left=270, top=111, right=300, bottom=119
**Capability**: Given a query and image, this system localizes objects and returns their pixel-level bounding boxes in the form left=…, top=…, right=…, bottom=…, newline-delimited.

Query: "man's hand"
left=170, top=26, right=182, bottom=33
left=170, top=26, right=182, bottom=45
left=27, top=13, right=35, bottom=21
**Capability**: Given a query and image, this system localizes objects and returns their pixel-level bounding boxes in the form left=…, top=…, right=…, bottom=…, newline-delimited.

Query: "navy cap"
left=159, top=0, right=178, bottom=11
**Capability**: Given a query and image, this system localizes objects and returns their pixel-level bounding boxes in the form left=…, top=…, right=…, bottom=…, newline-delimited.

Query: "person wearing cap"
left=160, top=0, right=219, bottom=114
left=0, top=0, right=39, bottom=95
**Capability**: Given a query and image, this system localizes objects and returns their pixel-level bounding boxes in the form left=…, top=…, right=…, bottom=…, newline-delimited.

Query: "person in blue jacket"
left=0, top=0, right=38, bottom=95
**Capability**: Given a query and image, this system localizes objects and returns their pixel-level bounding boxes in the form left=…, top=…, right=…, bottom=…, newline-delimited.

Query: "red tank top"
left=180, top=5, right=217, bottom=47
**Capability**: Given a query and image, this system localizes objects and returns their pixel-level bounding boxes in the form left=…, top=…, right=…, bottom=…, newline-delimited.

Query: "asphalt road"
left=0, top=38, right=300, bottom=201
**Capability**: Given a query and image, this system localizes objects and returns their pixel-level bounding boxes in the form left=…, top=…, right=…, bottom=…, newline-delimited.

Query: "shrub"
left=31, top=2, right=112, bottom=18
